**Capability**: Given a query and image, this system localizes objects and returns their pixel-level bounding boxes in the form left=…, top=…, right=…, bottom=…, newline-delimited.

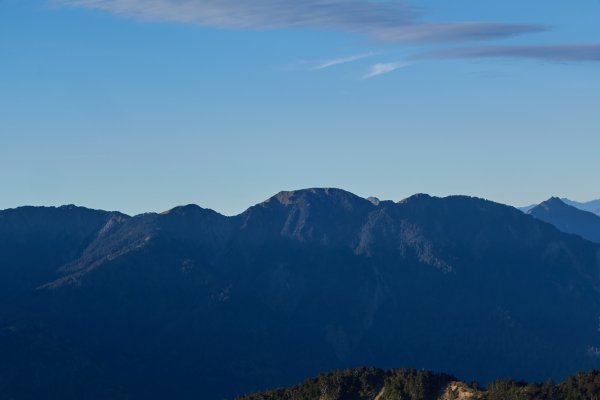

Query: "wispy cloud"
left=58, top=1, right=600, bottom=74
left=312, top=54, right=372, bottom=71
left=57, top=0, right=546, bottom=43
left=373, top=22, right=545, bottom=43
left=362, top=61, right=408, bottom=79
left=414, top=44, right=600, bottom=62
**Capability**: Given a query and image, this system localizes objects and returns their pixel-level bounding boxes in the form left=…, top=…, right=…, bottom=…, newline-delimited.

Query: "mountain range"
left=527, top=197, right=600, bottom=244
left=561, top=198, right=600, bottom=216
left=2, top=188, right=600, bottom=399
left=520, top=198, right=600, bottom=216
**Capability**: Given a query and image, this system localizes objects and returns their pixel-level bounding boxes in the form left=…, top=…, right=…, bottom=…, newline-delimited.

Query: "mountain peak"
left=270, top=188, right=359, bottom=204
left=161, top=204, right=206, bottom=216
left=261, top=188, right=372, bottom=211
left=529, top=197, right=600, bottom=243
left=534, top=197, right=569, bottom=211
left=544, top=196, right=566, bottom=204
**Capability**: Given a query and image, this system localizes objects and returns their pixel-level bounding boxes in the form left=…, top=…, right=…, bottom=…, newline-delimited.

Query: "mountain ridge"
left=528, top=197, right=600, bottom=244
left=18, top=190, right=551, bottom=289
left=520, top=197, right=600, bottom=216
left=562, top=198, right=600, bottom=216
left=2, top=188, right=600, bottom=399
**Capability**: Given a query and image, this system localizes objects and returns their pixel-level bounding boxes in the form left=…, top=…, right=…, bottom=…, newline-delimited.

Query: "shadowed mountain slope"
left=1, top=189, right=600, bottom=399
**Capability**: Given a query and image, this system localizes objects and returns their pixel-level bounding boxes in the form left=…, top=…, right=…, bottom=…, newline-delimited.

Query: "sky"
left=1, top=0, right=599, bottom=216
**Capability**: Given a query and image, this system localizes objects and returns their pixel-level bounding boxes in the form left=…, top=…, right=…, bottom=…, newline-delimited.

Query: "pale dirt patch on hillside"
left=438, top=382, right=481, bottom=400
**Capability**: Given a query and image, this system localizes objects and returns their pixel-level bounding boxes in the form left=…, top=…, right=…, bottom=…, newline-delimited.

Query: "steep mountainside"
left=0, top=205, right=125, bottom=296
left=528, top=197, right=600, bottom=243
left=1, top=189, right=600, bottom=399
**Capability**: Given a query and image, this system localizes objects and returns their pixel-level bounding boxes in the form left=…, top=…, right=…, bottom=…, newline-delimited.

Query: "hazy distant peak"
left=520, top=197, right=600, bottom=216
left=532, top=196, right=596, bottom=216
left=561, top=198, right=600, bottom=216
left=529, top=197, right=600, bottom=243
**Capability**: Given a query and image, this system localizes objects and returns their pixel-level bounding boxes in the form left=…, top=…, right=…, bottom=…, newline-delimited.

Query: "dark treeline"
left=238, top=367, right=600, bottom=400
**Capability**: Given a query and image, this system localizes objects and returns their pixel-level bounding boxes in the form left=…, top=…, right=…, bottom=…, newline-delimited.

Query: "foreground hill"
left=238, top=367, right=600, bottom=400
left=528, top=198, right=600, bottom=243
left=1, top=189, right=600, bottom=399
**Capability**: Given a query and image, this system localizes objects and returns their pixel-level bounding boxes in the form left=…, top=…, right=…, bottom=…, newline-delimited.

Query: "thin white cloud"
left=312, top=54, right=372, bottom=70
left=362, top=61, right=408, bottom=79
left=56, top=0, right=546, bottom=43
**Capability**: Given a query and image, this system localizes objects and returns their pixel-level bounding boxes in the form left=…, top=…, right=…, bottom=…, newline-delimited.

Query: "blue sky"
left=1, top=0, right=599, bottom=215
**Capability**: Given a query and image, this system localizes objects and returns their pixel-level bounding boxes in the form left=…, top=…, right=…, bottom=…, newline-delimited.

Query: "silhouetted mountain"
left=520, top=198, right=600, bottom=216
left=562, top=198, right=600, bottom=216
left=1, top=189, right=600, bottom=399
left=528, top=197, right=600, bottom=243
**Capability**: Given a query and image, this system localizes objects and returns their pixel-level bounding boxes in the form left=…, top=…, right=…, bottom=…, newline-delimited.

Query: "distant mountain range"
left=562, top=198, right=600, bottom=216
left=520, top=198, right=600, bottom=216
left=2, top=189, right=600, bottom=399
left=527, top=198, right=600, bottom=244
